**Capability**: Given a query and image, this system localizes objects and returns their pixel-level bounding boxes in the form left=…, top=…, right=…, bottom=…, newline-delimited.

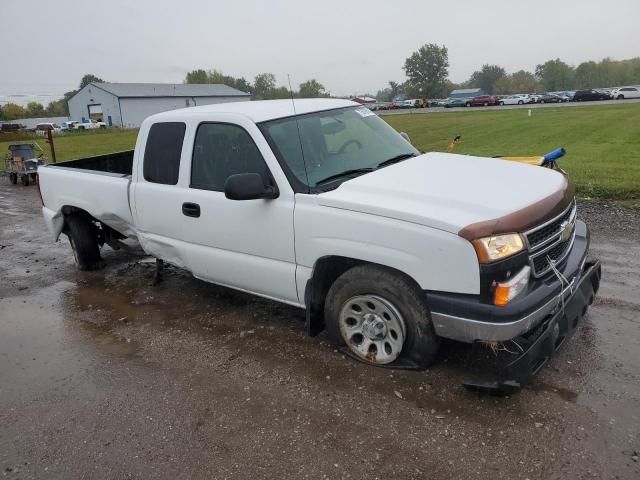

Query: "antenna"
left=287, top=74, right=311, bottom=189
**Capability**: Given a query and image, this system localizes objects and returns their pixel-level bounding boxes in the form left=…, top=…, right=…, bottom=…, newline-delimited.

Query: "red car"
left=466, top=95, right=500, bottom=107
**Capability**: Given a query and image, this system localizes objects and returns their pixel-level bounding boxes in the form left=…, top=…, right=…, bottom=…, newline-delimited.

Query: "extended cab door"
left=177, top=116, right=299, bottom=305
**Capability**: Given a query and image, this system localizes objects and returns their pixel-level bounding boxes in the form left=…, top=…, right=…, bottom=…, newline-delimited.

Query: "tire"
left=499, top=102, right=504, bottom=106
left=9, top=173, right=17, bottom=185
left=78, top=126, right=85, bottom=130
left=324, top=264, right=440, bottom=368
left=465, top=102, right=471, bottom=107
left=518, top=100, right=523, bottom=105
left=65, top=214, right=104, bottom=270
left=20, top=174, right=29, bottom=186
left=540, top=100, right=545, bottom=104
left=483, top=102, right=488, bottom=106
left=617, top=95, right=624, bottom=100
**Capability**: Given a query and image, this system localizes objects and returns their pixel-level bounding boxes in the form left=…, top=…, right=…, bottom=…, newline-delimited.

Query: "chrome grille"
left=525, top=200, right=576, bottom=277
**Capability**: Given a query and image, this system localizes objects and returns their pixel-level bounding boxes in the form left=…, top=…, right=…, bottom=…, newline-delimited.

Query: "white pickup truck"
left=75, top=119, right=107, bottom=130
left=38, top=99, right=601, bottom=391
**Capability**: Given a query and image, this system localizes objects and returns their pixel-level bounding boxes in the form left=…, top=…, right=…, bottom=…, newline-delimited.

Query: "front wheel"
left=499, top=102, right=504, bottom=106
left=518, top=100, right=524, bottom=105
left=325, top=264, right=440, bottom=368
left=20, top=174, right=29, bottom=186
left=617, top=95, right=624, bottom=100
left=465, top=102, right=471, bottom=107
left=9, top=173, right=17, bottom=184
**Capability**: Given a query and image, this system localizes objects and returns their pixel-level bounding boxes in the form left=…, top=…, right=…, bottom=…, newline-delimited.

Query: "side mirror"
left=399, top=131, right=411, bottom=144
left=224, top=173, right=278, bottom=201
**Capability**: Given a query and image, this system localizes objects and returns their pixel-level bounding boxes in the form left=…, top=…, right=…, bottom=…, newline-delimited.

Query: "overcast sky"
left=1, top=0, right=639, bottom=101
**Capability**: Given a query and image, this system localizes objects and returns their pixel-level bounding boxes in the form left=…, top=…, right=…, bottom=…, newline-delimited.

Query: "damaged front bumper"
left=426, top=221, right=601, bottom=392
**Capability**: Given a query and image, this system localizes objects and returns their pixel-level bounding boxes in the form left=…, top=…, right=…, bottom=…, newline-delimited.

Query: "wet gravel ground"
left=1, top=183, right=639, bottom=479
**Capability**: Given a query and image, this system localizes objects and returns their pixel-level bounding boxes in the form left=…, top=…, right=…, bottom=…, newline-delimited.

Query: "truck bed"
left=51, top=150, right=134, bottom=176
left=38, top=150, right=137, bottom=241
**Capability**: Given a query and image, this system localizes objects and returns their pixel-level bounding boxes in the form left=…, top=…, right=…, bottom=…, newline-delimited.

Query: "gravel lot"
left=1, top=183, right=639, bottom=479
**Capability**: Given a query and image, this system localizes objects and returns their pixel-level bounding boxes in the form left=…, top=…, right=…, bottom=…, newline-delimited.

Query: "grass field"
left=383, top=103, right=640, bottom=200
left=2, top=103, right=638, bottom=200
left=0, top=129, right=138, bottom=164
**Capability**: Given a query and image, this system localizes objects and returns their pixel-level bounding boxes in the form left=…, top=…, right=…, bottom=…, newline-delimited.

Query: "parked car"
left=34, top=123, right=61, bottom=134
left=573, top=89, right=610, bottom=101
left=467, top=95, right=500, bottom=107
left=0, top=123, right=27, bottom=133
left=537, top=94, right=562, bottom=104
left=499, top=95, right=528, bottom=105
left=37, top=99, right=601, bottom=390
left=611, top=86, right=640, bottom=100
left=551, top=92, right=572, bottom=102
left=61, top=121, right=80, bottom=130
left=429, top=98, right=449, bottom=107
left=75, top=119, right=107, bottom=130
left=444, top=98, right=468, bottom=108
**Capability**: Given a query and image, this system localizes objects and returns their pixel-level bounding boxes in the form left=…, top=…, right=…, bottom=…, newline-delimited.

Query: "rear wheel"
left=617, top=94, right=624, bottom=100
left=65, top=214, right=104, bottom=270
left=9, top=173, right=17, bottom=185
left=465, top=102, right=471, bottom=107
left=20, top=174, right=29, bottom=186
left=325, top=264, right=440, bottom=368
left=518, top=100, right=524, bottom=105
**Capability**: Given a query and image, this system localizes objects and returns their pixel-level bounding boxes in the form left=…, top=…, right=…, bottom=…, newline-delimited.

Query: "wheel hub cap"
left=338, top=295, right=406, bottom=365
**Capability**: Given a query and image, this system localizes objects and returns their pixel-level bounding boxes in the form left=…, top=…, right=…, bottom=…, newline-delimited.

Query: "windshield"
left=260, top=106, right=419, bottom=190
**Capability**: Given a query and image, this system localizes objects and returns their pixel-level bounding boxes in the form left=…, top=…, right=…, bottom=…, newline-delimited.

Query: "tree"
left=0, top=103, right=26, bottom=120
left=79, top=74, right=105, bottom=89
left=298, top=79, right=326, bottom=98
left=253, top=73, right=277, bottom=100
left=45, top=99, right=69, bottom=116
left=184, top=69, right=209, bottom=84
left=494, top=70, right=539, bottom=94
left=535, top=59, right=574, bottom=91
left=403, top=43, right=449, bottom=98
left=468, top=64, right=506, bottom=94
left=25, top=102, right=45, bottom=117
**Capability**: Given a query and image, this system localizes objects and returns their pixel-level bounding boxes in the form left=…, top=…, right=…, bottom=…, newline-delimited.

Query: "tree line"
left=0, top=74, right=105, bottom=121
left=184, top=69, right=328, bottom=100
left=377, top=44, right=640, bottom=100
left=3, top=52, right=640, bottom=121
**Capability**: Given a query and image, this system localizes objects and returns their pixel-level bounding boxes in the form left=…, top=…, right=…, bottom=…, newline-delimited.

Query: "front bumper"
left=426, top=221, right=601, bottom=392
left=428, top=221, right=591, bottom=343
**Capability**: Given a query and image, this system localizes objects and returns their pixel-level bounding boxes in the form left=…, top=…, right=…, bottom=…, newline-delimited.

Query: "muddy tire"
left=9, top=173, right=17, bottom=185
left=324, top=264, right=439, bottom=368
left=65, top=214, right=104, bottom=270
left=20, top=174, right=29, bottom=186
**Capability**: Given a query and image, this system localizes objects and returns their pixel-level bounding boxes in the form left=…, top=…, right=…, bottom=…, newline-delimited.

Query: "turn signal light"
left=493, top=266, right=531, bottom=306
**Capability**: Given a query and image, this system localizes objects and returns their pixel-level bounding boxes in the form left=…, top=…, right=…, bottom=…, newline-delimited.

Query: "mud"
left=1, top=183, right=639, bottom=479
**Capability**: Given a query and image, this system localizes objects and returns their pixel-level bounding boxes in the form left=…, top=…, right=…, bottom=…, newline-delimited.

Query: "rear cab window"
left=143, top=122, right=186, bottom=185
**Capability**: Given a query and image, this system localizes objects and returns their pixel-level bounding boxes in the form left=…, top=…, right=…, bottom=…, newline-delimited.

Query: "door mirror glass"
left=224, top=173, right=278, bottom=201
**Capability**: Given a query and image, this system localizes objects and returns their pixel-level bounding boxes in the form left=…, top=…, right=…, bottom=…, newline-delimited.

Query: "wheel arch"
left=303, top=256, right=424, bottom=337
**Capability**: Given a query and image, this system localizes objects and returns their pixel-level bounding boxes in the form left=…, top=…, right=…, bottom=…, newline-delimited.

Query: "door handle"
left=182, top=202, right=200, bottom=218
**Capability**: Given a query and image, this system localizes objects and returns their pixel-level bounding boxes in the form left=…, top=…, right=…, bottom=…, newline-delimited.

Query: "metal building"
left=68, top=83, right=251, bottom=128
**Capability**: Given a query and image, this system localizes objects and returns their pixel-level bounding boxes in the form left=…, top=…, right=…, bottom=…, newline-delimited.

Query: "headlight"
left=472, top=233, right=524, bottom=263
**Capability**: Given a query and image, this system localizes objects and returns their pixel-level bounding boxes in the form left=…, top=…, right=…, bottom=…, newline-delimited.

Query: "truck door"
left=132, top=121, right=191, bottom=267
left=178, top=121, right=298, bottom=305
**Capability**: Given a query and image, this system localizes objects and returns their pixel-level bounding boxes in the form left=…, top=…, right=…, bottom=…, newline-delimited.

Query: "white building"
left=68, top=83, right=251, bottom=128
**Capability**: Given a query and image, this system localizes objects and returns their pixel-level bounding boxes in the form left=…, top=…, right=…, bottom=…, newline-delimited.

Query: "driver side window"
left=191, top=123, right=271, bottom=191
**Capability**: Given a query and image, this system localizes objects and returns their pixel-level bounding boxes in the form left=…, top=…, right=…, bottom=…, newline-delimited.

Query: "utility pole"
left=45, top=128, right=57, bottom=163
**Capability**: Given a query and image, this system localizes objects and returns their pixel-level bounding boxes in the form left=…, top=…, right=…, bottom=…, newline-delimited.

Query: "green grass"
left=1, top=129, right=138, bottom=163
left=383, top=103, right=640, bottom=200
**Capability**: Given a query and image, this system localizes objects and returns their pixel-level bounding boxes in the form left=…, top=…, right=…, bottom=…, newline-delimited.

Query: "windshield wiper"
left=314, top=168, right=375, bottom=186
left=376, top=152, right=418, bottom=169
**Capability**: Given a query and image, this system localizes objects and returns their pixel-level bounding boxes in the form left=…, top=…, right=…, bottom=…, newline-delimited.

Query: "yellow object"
left=497, top=156, right=545, bottom=166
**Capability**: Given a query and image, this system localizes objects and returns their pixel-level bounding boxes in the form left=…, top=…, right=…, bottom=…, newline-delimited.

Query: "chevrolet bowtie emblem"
left=559, top=220, right=573, bottom=242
